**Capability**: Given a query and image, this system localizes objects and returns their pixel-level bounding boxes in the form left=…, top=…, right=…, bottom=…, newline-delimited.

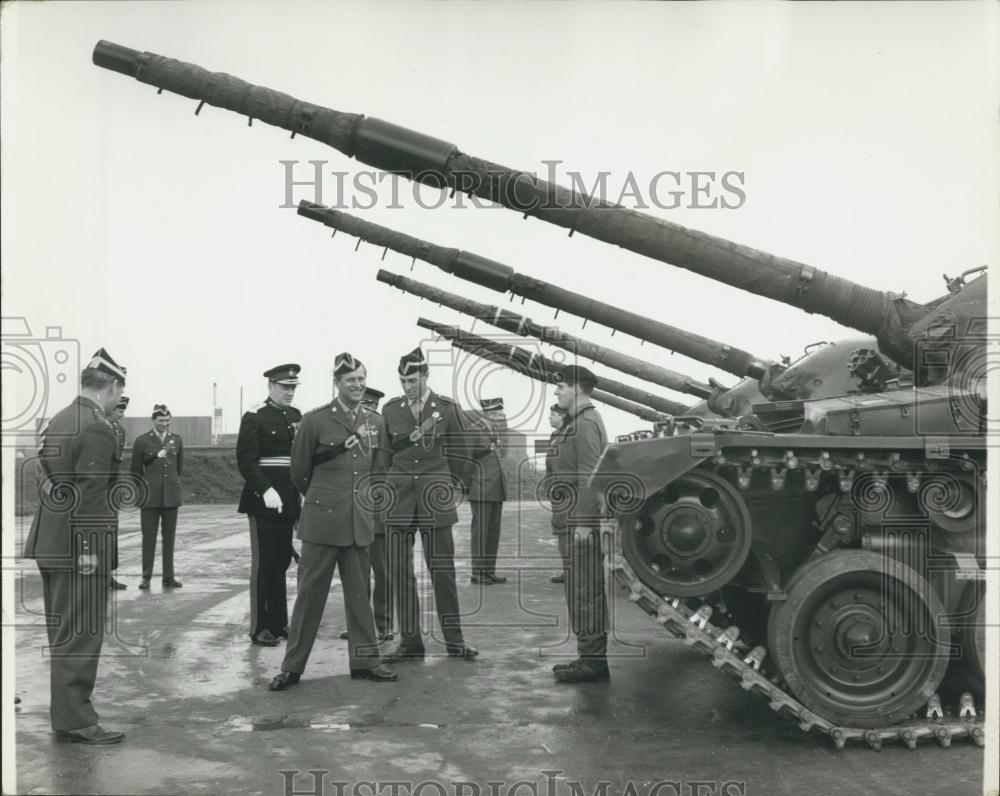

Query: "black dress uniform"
left=382, top=348, right=476, bottom=660
left=465, top=399, right=508, bottom=583
left=237, top=366, right=302, bottom=643
left=549, top=367, right=610, bottom=678
left=23, top=348, right=126, bottom=738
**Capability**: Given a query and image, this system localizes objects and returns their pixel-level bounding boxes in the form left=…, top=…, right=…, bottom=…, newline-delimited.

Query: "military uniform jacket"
left=236, top=399, right=302, bottom=521
left=23, top=397, right=119, bottom=574
left=462, top=416, right=508, bottom=503
left=130, top=430, right=183, bottom=508
left=291, top=400, right=390, bottom=547
left=382, top=390, right=463, bottom=527
left=549, top=401, right=608, bottom=531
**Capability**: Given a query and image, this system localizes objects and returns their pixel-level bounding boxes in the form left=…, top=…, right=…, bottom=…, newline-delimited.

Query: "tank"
left=417, top=318, right=674, bottom=424
left=93, top=41, right=986, bottom=748
left=590, top=267, right=987, bottom=749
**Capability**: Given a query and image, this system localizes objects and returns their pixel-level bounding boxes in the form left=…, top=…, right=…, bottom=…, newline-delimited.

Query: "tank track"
left=610, top=551, right=985, bottom=750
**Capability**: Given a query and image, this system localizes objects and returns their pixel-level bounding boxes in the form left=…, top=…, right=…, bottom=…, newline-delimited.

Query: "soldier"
left=237, top=364, right=302, bottom=646
left=131, top=404, right=184, bottom=590
left=269, top=354, right=396, bottom=690
left=24, top=348, right=127, bottom=744
left=340, top=385, right=394, bottom=641
left=465, top=397, right=508, bottom=585
left=381, top=347, right=478, bottom=662
left=106, top=396, right=130, bottom=591
left=548, top=366, right=610, bottom=684
left=544, top=403, right=569, bottom=584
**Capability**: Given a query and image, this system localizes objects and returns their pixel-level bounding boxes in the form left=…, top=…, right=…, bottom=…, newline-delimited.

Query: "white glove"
left=263, top=487, right=283, bottom=513
left=157, top=449, right=167, bottom=458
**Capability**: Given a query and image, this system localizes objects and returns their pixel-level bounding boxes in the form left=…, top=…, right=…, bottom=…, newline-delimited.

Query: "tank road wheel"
left=622, top=469, right=752, bottom=598
left=767, top=550, right=949, bottom=728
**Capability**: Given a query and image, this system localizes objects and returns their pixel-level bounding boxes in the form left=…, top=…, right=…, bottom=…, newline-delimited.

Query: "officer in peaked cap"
left=23, top=348, right=128, bottom=744
left=361, top=386, right=385, bottom=413
left=380, top=347, right=478, bottom=662
left=359, top=384, right=393, bottom=639
left=237, top=363, right=303, bottom=646
left=269, top=353, right=396, bottom=690
left=464, top=397, right=508, bottom=585
left=548, top=364, right=611, bottom=684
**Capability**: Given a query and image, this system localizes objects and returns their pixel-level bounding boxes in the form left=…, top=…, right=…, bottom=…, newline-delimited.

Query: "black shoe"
left=377, top=631, right=395, bottom=642
left=55, top=724, right=125, bottom=745
left=278, top=627, right=289, bottom=640
left=162, top=578, right=183, bottom=588
left=138, top=577, right=151, bottom=590
left=470, top=574, right=492, bottom=585
left=551, top=573, right=565, bottom=584
left=487, top=574, right=508, bottom=584
left=252, top=629, right=280, bottom=647
left=268, top=671, right=301, bottom=691
left=350, top=665, right=398, bottom=682
left=382, top=645, right=426, bottom=663
left=446, top=643, right=479, bottom=660
left=553, top=659, right=609, bottom=683
left=108, top=578, right=127, bottom=590
left=339, top=630, right=350, bottom=640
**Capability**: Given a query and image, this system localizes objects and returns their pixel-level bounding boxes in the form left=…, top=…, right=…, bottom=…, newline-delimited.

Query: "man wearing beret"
left=131, top=404, right=184, bottom=590
left=237, top=364, right=302, bottom=646
left=269, top=354, right=396, bottom=689
left=465, top=397, right=508, bottom=585
left=549, top=366, right=610, bottom=683
left=24, top=348, right=128, bottom=744
left=105, top=395, right=130, bottom=591
left=381, top=348, right=478, bottom=662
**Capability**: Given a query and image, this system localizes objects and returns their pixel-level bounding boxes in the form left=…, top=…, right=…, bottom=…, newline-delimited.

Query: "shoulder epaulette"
left=306, top=401, right=335, bottom=416
left=248, top=401, right=266, bottom=413
left=389, top=395, right=407, bottom=405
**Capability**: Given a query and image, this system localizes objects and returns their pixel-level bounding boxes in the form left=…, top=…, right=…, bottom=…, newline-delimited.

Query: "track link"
left=610, top=550, right=985, bottom=750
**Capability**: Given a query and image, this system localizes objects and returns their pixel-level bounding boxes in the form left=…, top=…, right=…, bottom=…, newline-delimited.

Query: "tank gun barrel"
left=93, top=40, right=923, bottom=366
left=378, top=269, right=714, bottom=399
left=418, top=319, right=673, bottom=423
left=299, top=203, right=772, bottom=380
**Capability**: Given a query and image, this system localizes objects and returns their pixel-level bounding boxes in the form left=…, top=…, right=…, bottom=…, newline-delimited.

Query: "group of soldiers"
left=24, top=344, right=611, bottom=745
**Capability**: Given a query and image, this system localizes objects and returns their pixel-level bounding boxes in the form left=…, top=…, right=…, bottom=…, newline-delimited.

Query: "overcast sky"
left=2, top=1, right=998, bottom=440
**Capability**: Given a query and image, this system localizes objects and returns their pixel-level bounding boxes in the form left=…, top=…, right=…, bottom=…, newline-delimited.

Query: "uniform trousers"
left=282, top=540, right=380, bottom=673
left=470, top=500, right=503, bottom=577
left=38, top=567, right=108, bottom=731
left=556, top=528, right=608, bottom=660
left=369, top=534, right=393, bottom=635
left=388, top=524, right=464, bottom=649
left=140, top=507, right=178, bottom=580
left=248, top=514, right=294, bottom=638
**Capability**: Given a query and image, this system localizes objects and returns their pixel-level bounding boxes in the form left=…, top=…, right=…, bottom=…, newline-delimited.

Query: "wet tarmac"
left=12, top=504, right=984, bottom=796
